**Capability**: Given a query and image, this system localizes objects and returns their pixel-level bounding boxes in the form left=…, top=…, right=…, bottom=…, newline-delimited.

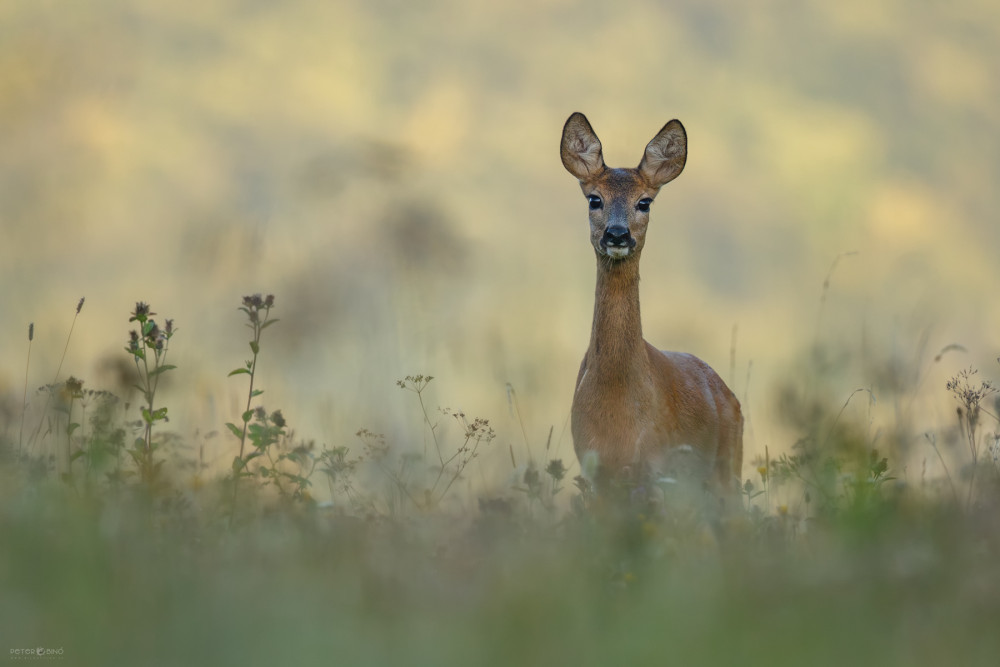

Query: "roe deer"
left=561, top=112, right=743, bottom=503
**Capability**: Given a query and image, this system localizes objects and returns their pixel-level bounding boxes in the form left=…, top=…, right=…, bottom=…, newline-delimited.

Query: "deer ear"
left=638, top=119, right=686, bottom=188
left=561, top=112, right=606, bottom=181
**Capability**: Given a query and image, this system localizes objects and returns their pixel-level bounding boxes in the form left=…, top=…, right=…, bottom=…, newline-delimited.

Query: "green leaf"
left=152, top=407, right=168, bottom=421
left=226, top=423, right=244, bottom=439
left=260, top=319, right=280, bottom=330
left=251, top=389, right=264, bottom=398
left=141, top=407, right=152, bottom=424
left=148, top=364, right=177, bottom=377
left=232, top=456, right=244, bottom=473
left=228, top=368, right=251, bottom=377
left=242, top=410, right=254, bottom=423
left=69, top=449, right=87, bottom=462
left=67, top=423, right=81, bottom=436
left=249, top=341, right=260, bottom=355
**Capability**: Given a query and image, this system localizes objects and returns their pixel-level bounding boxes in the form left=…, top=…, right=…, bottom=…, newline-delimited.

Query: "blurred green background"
left=2, top=0, right=998, bottom=485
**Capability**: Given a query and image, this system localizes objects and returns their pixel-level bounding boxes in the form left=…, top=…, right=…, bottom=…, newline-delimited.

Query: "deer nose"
left=602, top=225, right=634, bottom=248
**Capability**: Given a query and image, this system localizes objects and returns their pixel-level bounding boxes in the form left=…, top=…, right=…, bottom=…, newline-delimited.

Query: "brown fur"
left=561, top=112, right=743, bottom=498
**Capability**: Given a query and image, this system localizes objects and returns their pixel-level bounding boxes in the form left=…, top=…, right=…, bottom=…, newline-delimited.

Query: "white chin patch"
left=605, top=247, right=630, bottom=259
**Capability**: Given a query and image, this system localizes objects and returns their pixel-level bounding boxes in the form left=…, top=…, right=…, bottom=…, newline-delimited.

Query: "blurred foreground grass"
left=4, top=480, right=1000, bottom=667
left=2, top=297, right=1000, bottom=667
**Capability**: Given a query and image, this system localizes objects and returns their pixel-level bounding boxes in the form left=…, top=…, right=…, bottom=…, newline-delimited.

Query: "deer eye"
left=588, top=195, right=603, bottom=210
left=636, top=198, right=653, bottom=213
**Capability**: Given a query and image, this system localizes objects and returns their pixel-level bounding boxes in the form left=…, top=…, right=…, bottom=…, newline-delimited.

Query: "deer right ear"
left=561, top=112, right=606, bottom=181
left=638, top=119, right=687, bottom=188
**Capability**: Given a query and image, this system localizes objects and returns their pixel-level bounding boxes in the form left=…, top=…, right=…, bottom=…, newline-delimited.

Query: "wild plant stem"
left=417, top=389, right=444, bottom=466
left=764, top=445, right=771, bottom=514
left=133, top=349, right=154, bottom=482
left=28, top=299, right=84, bottom=450
left=964, top=417, right=978, bottom=509
left=230, top=353, right=257, bottom=528
left=18, top=329, right=32, bottom=455
left=66, top=395, right=75, bottom=476
left=57, top=307, right=81, bottom=379
left=431, top=435, right=469, bottom=496
left=814, top=251, right=858, bottom=343
left=231, top=312, right=265, bottom=527
left=438, top=436, right=484, bottom=501
left=141, top=344, right=153, bottom=452
left=924, top=432, right=959, bottom=506
left=506, top=383, right=534, bottom=464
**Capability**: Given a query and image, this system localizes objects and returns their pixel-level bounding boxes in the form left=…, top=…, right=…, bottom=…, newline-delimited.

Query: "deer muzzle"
left=600, top=224, right=635, bottom=256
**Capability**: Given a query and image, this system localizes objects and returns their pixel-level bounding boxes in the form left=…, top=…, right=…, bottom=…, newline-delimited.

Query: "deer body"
left=561, top=113, right=742, bottom=497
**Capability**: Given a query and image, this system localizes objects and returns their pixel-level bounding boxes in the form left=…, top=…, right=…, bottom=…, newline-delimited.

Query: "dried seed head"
left=76, top=297, right=85, bottom=314
left=947, top=367, right=997, bottom=413
left=131, top=302, right=151, bottom=321
left=243, top=294, right=264, bottom=309
left=28, top=322, right=33, bottom=341
left=545, top=458, right=567, bottom=482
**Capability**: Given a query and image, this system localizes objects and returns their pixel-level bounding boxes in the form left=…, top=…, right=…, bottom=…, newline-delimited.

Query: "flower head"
left=130, top=302, right=152, bottom=323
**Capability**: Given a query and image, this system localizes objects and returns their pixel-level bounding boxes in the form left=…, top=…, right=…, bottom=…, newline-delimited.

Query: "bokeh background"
left=2, top=0, right=998, bottom=488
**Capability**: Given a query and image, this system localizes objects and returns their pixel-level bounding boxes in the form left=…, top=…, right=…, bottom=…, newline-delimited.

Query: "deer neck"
left=586, top=254, right=649, bottom=382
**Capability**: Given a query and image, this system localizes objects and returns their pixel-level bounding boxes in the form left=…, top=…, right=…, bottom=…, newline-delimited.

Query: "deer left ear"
left=561, top=112, right=606, bottom=181
left=638, top=119, right=687, bottom=188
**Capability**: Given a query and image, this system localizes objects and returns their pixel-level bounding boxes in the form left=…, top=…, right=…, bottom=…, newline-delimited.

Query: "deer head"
left=560, top=112, right=687, bottom=261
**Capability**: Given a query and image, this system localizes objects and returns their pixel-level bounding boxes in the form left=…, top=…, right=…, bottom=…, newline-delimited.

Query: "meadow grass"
left=2, top=296, right=999, bottom=667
